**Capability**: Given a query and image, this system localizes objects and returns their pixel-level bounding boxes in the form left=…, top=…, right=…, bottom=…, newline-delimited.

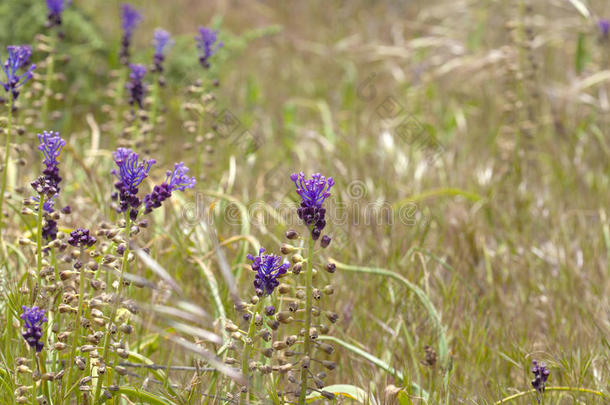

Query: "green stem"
left=33, top=196, right=45, bottom=303
left=0, top=98, right=14, bottom=237
left=241, top=299, right=264, bottom=403
left=66, top=248, right=86, bottom=396
left=298, top=234, right=315, bottom=404
left=93, top=215, right=131, bottom=403
left=494, top=387, right=609, bottom=404
left=31, top=351, right=37, bottom=405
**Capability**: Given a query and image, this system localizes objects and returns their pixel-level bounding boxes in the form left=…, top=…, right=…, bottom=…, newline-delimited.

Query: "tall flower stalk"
left=0, top=45, right=36, bottom=234
left=290, top=172, right=334, bottom=404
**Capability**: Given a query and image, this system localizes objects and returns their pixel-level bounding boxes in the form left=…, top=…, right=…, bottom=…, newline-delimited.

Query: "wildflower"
left=111, top=148, right=155, bottom=219
left=290, top=172, right=334, bottom=239
left=119, top=3, right=142, bottom=65
left=247, top=248, right=290, bottom=296
left=143, top=162, right=195, bottom=213
left=38, top=131, right=66, bottom=191
left=195, top=27, right=223, bottom=69
left=46, top=0, right=70, bottom=27
left=21, top=306, right=47, bottom=352
left=126, top=64, right=146, bottom=109
left=67, top=227, right=97, bottom=248
left=599, top=19, right=610, bottom=39
left=152, top=29, right=173, bottom=73
left=531, top=360, right=550, bottom=394
left=0, top=45, right=36, bottom=101
left=31, top=193, right=59, bottom=241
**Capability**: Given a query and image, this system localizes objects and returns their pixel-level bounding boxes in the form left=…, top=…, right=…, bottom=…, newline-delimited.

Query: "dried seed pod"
left=225, top=322, right=239, bottom=332
left=296, top=290, right=306, bottom=300
left=259, top=329, right=271, bottom=342
left=262, top=348, right=273, bottom=358
left=119, top=324, right=133, bottom=334
left=276, top=312, right=293, bottom=324
left=224, top=358, right=238, bottom=365
left=318, top=343, right=334, bottom=355
left=79, top=376, right=92, bottom=386
left=288, top=301, right=298, bottom=312
left=292, top=263, right=302, bottom=275
left=285, top=230, right=298, bottom=239
left=254, top=314, right=263, bottom=327
left=75, top=356, right=86, bottom=370
left=323, top=285, right=334, bottom=295
left=57, top=332, right=71, bottom=342
left=285, top=335, right=297, bottom=346
left=321, top=391, right=335, bottom=400
left=325, top=263, right=336, bottom=273
left=301, top=356, right=310, bottom=369
left=291, top=254, right=303, bottom=264
left=115, top=366, right=128, bottom=376
left=54, top=342, right=67, bottom=351
left=272, top=341, right=287, bottom=351
left=322, top=360, right=336, bottom=370
left=267, top=319, right=280, bottom=330
left=278, top=284, right=291, bottom=294
left=312, top=288, right=322, bottom=300
left=281, top=244, right=298, bottom=254
left=326, top=312, right=339, bottom=323
left=309, top=328, right=319, bottom=340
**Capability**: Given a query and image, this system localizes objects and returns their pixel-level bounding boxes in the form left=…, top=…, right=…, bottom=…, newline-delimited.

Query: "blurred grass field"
left=1, top=0, right=609, bottom=403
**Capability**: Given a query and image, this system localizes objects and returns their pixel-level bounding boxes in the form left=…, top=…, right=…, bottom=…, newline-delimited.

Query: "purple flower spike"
left=32, top=131, right=66, bottom=198
left=119, top=3, right=142, bottom=65
left=67, top=227, right=97, bottom=248
left=111, top=148, right=155, bottom=219
left=0, top=45, right=36, bottom=101
left=21, top=306, right=47, bottom=352
left=247, top=248, right=290, bottom=296
left=195, top=27, right=223, bottom=69
left=291, top=172, right=334, bottom=239
left=143, top=162, right=196, bottom=214
left=152, top=29, right=173, bottom=73
left=531, top=360, right=550, bottom=395
left=599, top=19, right=610, bottom=38
left=126, top=63, right=147, bottom=109
left=46, top=0, right=70, bottom=27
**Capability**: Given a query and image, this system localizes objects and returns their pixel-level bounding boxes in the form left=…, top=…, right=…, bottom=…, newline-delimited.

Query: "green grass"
left=0, top=0, right=609, bottom=403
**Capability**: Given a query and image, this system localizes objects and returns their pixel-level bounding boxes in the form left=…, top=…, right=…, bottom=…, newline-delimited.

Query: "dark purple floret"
left=195, top=27, right=223, bottom=69
left=264, top=305, right=276, bottom=316
left=0, top=45, right=36, bottom=101
left=21, top=306, right=47, bottom=352
left=143, top=162, right=195, bottom=214
left=67, top=227, right=97, bottom=248
left=152, top=29, right=173, bottom=73
left=126, top=63, right=147, bottom=109
left=112, top=148, right=155, bottom=219
left=291, top=172, right=334, bottom=239
left=531, top=360, right=550, bottom=395
left=247, top=248, right=290, bottom=296
left=599, top=19, right=610, bottom=38
left=34, top=131, right=66, bottom=196
left=46, top=0, right=70, bottom=27
left=119, top=3, right=142, bottom=65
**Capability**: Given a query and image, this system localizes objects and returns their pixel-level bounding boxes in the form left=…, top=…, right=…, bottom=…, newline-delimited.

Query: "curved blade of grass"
left=494, top=387, right=609, bottom=404
left=307, top=384, right=377, bottom=404
left=318, top=335, right=428, bottom=400
left=328, top=259, right=449, bottom=371
left=127, top=351, right=180, bottom=400
left=115, top=386, right=176, bottom=405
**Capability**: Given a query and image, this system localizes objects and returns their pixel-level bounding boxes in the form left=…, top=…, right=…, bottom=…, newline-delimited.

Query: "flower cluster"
left=111, top=148, right=155, bottom=220
left=126, top=64, right=147, bottom=109
left=143, top=162, right=195, bottom=213
left=247, top=248, right=290, bottom=296
left=119, top=3, right=142, bottom=65
left=46, top=0, right=70, bottom=28
left=531, top=360, right=550, bottom=394
left=291, top=172, right=334, bottom=240
left=38, top=131, right=66, bottom=192
left=21, top=306, right=47, bottom=352
left=1, top=45, right=36, bottom=101
left=152, top=29, right=173, bottom=73
left=195, top=27, right=223, bottom=69
left=599, top=19, right=610, bottom=39
left=67, top=227, right=97, bottom=248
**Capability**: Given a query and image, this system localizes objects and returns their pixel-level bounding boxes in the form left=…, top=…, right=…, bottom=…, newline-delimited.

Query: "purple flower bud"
left=1, top=45, right=36, bottom=101
left=265, top=305, right=276, bottom=316
left=247, top=248, right=290, bottom=296
left=195, top=27, right=223, bottom=69
left=67, top=228, right=97, bottom=249
left=320, top=235, right=331, bottom=248
left=21, top=306, right=47, bottom=352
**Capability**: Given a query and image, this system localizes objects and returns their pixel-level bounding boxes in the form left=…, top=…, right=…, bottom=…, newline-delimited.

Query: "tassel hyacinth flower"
left=247, top=248, right=291, bottom=296
left=143, top=162, right=195, bottom=213
left=195, top=27, right=223, bottom=69
left=111, top=147, right=155, bottom=220
left=21, top=306, right=47, bottom=352
left=152, top=29, right=173, bottom=73
left=119, top=3, right=142, bottom=65
left=291, top=172, right=334, bottom=240
left=46, top=0, right=70, bottom=27
left=1, top=45, right=36, bottom=101
left=126, top=63, right=147, bottom=109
